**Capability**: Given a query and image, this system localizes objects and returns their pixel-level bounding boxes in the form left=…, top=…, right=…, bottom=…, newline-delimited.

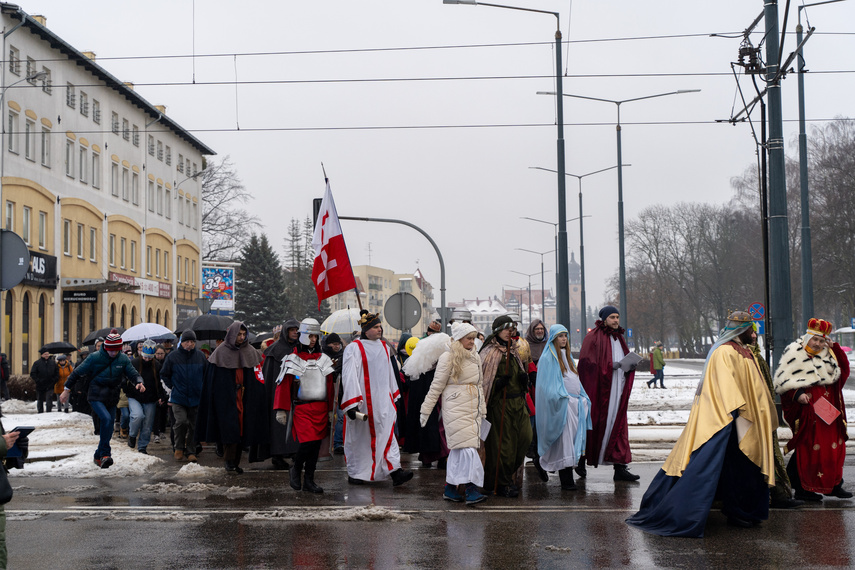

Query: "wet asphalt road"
left=5, top=446, right=855, bottom=569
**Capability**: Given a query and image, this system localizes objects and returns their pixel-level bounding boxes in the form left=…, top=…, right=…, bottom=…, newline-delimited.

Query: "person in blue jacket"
left=160, top=330, right=208, bottom=461
left=60, top=329, right=144, bottom=468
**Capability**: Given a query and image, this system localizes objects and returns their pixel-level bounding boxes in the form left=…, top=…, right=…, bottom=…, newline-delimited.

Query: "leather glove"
left=612, top=362, right=622, bottom=371
left=346, top=408, right=358, bottom=420
left=15, top=435, right=29, bottom=459
left=419, top=414, right=429, bottom=428
left=628, top=363, right=638, bottom=372
left=275, top=410, right=288, bottom=425
left=493, top=374, right=511, bottom=391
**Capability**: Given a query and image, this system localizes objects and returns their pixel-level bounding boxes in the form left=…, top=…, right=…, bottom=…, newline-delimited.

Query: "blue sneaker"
left=465, top=484, right=487, bottom=505
left=443, top=484, right=464, bottom=502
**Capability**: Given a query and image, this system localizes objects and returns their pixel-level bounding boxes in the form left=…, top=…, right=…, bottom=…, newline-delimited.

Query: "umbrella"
left=82, top=326, right=126, bottom=346
left=175, top=313, right=234, bottom=341
left=38, top=341, right=79, bottom=354
left=320, top=308, right=362, bottom=334
left=841, top=346, right=852, bottom=353
left=251, top=331, right=275, bottom=348
left=122, top=323, right=175, bottom=343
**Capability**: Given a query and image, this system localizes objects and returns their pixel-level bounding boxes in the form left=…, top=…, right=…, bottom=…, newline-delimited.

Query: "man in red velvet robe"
left=774, top=318, right=852, bottom=501
left=577, top=306, right=640, bottom=482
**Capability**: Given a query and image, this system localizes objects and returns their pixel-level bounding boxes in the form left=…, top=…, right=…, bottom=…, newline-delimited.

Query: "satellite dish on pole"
left=384, top=292, right=421, bottom=332
left=0, top=230, right=30, bottom=291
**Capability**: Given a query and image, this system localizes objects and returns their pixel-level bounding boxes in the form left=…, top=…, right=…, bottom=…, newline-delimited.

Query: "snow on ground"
left=137, top=482, right=252, bottom=499
left=174, top=463, right=221, bottom=478
left=243, top=505, right=412, bottom=522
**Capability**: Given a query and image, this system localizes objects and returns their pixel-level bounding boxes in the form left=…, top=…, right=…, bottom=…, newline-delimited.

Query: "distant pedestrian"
left=30, top=350, right=58, bottom=413
left=160, top=331, right=207, bottom=461
left=0, top=353, right=11, bottom=400
left=648, top=342, right=665, bottom=389
left=127, top=341, right=167, bottom=454
left=55, top=355, right=73, bottom=412
left=61, top=329, right=145, bottom=468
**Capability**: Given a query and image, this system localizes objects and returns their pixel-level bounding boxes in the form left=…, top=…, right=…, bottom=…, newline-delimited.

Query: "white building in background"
left=0, top=7, right=214, bottom=374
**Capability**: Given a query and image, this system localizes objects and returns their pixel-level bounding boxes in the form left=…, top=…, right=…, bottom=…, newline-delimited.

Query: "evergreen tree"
left=282, top=216, right=331, bottom=321
left=234, top=233, right=287, bottom=331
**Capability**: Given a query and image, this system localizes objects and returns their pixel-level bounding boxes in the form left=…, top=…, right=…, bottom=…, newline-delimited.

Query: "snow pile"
left=5, top=511, right=47, bottom=521
left=174, top=463, right=221, bottom=478
left=26, top=484, right=97, bottom=495
left=243, top=505, right=412, bottom=522
left=1, top=399, right=37, bottom=415
left=104, top=511, right=207, bottom=522
left=137, top=482, right=252, bottom=499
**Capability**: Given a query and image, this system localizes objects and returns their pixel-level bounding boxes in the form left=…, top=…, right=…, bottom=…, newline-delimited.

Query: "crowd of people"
left=7, top=305, right=851, bottom=538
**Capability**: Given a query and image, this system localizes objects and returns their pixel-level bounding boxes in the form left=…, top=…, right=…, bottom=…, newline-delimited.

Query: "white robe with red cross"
left=341, top=338, right=402, bottom=481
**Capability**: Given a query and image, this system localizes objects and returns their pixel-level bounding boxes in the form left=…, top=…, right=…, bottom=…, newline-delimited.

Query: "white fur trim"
left=773, top=338, right=840, bottom=394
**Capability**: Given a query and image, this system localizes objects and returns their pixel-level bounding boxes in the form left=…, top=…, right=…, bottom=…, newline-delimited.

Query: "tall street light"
left=516, top=247, right=554, bottom=326
left=520, top=215, right=588, bottom=307
left=537, top=89, right=700, bottom=332
left=510, top=269, right=548, bottom=332
left=796, top=0, right=845, bottom=328
left=530, top=164, right=629, bottom=335
left=444, top=0, right=571, bottom=329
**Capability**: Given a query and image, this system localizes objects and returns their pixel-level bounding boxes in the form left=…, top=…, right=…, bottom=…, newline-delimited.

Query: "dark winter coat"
left=126, top=357, right=167, bottom=404
left=30, top=357, right=59, bottom=391
left=160, top=344, right=207, bottom=407
left=257, top=320, right=301, bottom=458
left=196, top=361, right=269, bottom=450
left=66, top=348, right=143, bottom=407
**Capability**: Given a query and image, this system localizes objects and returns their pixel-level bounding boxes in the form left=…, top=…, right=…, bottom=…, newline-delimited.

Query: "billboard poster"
left=202, top=266, right=235, bottom=311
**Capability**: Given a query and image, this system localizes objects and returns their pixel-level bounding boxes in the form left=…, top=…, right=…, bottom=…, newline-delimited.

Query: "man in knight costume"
left=341, top=310, right=414, bottom=486
left=773, top=318, right=852, bottom=501
left=274, top=318, right=336, bottom=493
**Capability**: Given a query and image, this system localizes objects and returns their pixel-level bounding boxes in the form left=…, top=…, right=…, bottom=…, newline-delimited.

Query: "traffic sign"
left=383, top=292, right=421, bottom=332
left=748, top=303, right=765, bottom=321
left=851, top=317, right=855, bottom=329
left=755, top=320, right=765, bottom=335
left=627, top=328, right=633, bottom=338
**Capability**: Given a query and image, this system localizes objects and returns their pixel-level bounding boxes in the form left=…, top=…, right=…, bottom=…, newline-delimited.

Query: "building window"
left=111, top=112, right=119, bottom=134
left=79, top=91, right=89, bottom=117
left=26, top=57, right=36, bottom=80
left=41, top=66, right=51, bottom=94
left=132, top=125, right=139, bottom=146
left=5, top=201, right=13, bottom=231
left=77, top=224, right=84, bottom=258
left=192, top=201, right=198, bottom=229
left=165, top=145, right=171, bottom=166
left=122, top=118, right=129, bottom=141
left=185, top=197, right=192, bottom=227
left=38, top=211, right=46, bottom=249
left=132, top=172, right=139, bottom=205
left=40, top=127, right=50, bottom=167
left=65, top=139, right=74, bottom=178
left=192, top=162, right=198, bottom=176
left=22, top=206, right=30, bottom=244
left=122, top=167, right=129, bottom=201
left=91, top=151, right=100, bottom=188
left=109, top=234, right=116, bottom=266
left=156, top=184, right=163, bottom=215
left=146, top=246, right=152, bottom=275
left=185, top=158, right=191, bottom=175
left=79, top=145, right=87, bottom=183
left=120, top=237, right=126, bottom=268
left=156, top=140, right=163, bottom=162
left=178, top=154, right=184, bottom=173
left=155, top=248, right=160, bottom=277
left=63, top=219, right=71, bottom=255
left=7, top=111, right=18, bottom=154
left=66, top=83, right=76, bottom=108
left=163, top=251, right=169, bottom=279
left=165, top=188, right=171, bottom=219
left=147, top=135, right=155, bottom=156
left=111, top=162, right=119, bottom=197
left=90, top=228, right=97, bottom=261
left=130, top=241, right=136, bottom=272
left=147, top=180, right=154, bottom=212
left=178, top=197, right=184, bottom=225
left=8, top=46, right=20, bottom=75
left=92, top=99, right=100, bottom=124
left=185, top=258, right=189, bottom=284
left=191, top=260, right=196, bottom=285
left=177, top=255, right=182, bottom=282
left=24, top=119, right=35, bottom=161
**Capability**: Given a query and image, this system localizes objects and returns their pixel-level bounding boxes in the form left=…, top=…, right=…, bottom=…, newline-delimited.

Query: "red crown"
left=807, top=318, right=832, bottom=337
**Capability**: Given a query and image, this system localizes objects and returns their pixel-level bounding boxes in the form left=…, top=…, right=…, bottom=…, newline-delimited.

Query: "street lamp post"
left=444, top=0, right=571, bottom=329
left=530, top=164, right=628, bottom=334
left=510, top=269, right=547, bottom=331
left=537, top=89, right=700, bottom=333
left=516, top=247, right=554, bottom=328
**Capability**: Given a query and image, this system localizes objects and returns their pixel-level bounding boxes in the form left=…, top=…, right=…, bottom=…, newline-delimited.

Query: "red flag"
left=312, top=181, right=357, bottom=307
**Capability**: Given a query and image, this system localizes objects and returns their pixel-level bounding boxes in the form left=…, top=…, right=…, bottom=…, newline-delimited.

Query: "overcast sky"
left=22, top=0, right=855, bottom=316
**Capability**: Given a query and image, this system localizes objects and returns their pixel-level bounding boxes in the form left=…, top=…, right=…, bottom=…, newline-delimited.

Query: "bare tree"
left=201, top=156, right=260, bottom=261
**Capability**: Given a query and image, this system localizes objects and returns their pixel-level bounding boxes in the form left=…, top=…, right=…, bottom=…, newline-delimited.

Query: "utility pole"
left=764, top=0, right=794, bottom=365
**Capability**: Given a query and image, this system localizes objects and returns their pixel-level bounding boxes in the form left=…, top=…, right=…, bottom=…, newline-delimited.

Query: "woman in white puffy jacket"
left=420, top=323, right=488, bottom=505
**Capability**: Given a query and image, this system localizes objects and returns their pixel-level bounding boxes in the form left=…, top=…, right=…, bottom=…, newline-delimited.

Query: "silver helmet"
left=451, top=308, right=473, bottom=323
left=298, top=318, right=321, bottom=345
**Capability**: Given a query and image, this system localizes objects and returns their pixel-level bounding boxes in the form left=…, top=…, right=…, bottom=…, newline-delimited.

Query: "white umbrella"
left=320, top=308, right=362, bottom=334
left=122, top=322, right=175, bottom=342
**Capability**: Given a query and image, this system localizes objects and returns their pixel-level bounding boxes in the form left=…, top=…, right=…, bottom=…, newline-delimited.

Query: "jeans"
left=172, top=404, right=198, bottom=453
left=36, top=389, right=54, bottom=413
left=128, top=399, right=157, bottom=450
left=119, top=407, right=130, bottom=430
left=90, top=401, right=117, bottom=460
left=333, top=408, right=344, bottom=450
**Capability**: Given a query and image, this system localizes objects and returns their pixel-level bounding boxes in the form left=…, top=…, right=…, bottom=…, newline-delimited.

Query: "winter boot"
left=558, top=467, right=577, bottom=491
left=575, top=456, right=587, bottom=479
left=290, top=450, right=304, bottom=490
left=128, top=436, right=136, bottom=449
left=174, top=449, right=184, bottom=461
left=390, top=468, right=414, bottom=487
left=443, top=484, right=464, bottom=502
left=533, top=455, right=549, bottom=482
left=271, top=456, right=291, bottom=471
left=303, top=470, right=323, bottom=494
left=613, top=464, right=640, bottom=482
left=465, top=483, right=487, bottom=505
left=225, top=447, right=243, bottom=474
left=100, top=456, right=114, bottom=469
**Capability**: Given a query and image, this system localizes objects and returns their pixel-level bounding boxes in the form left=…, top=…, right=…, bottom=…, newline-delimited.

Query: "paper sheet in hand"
left=480, top=418, right=491, bottom=441
left=813, top=397, right=841, bottom=425
left=619, top=352, right=642, bottom=373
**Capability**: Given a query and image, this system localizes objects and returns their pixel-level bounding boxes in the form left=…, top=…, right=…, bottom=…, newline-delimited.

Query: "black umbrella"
left=175, top=314, right=234, bottom=341
left=251, top=331, right=274, bottom=348
left=82, top=327, right=126, bottom=346
left=38, top=341, right=79, bottom=354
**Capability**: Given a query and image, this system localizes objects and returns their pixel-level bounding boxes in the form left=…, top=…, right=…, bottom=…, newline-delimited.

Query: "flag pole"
left=321, top=163, right=363, bottom=312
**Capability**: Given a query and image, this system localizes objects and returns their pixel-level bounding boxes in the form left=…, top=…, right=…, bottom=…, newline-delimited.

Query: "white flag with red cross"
left=312, top=181, right=357, bottom=307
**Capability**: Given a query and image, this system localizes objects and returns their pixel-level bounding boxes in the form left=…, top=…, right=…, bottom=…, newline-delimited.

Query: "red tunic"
left=781, top=343, right=850, bottom=494
left=273, top=349, right=335, bottom=444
